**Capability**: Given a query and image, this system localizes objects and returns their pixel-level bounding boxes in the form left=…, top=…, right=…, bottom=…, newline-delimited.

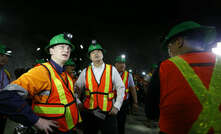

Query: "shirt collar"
left=91, top=62, right=105, bottom=69
left=49, top=59, right=64, bottom=74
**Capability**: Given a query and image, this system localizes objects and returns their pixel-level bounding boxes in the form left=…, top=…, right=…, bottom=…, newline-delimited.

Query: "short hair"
left=169, top=29, right=207, bottom=50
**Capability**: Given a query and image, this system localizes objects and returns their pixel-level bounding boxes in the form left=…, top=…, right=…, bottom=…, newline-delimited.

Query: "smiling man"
left=0, top=33, right=82, bottom=134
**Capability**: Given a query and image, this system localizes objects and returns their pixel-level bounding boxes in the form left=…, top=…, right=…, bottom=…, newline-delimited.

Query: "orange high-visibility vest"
left=159, top=52, right=221, bottom=134
left=121, top=71, right=129, bottom=100
left=32, top=62, right=82, bottom=132
left=84, top=64, right=115, bottom=112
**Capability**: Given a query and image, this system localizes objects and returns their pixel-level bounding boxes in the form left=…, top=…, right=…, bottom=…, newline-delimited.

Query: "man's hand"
left=34, top=118, right=58, bottom=134
left=109, top=107, right=119, bottom=115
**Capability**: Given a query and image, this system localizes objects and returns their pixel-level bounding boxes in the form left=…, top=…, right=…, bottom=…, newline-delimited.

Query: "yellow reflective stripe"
left=88, top=66, right=94, bottom=109
left=4, top=69, right=11, bottom=80
left=43, top=63, right=74, bottom=129
left=123, top=71, right=128, bottom=85
left=125, top=89, right=129, bottom=93
left=67, top=75, right=74, bottom=92
left=34, top=106, right=64, bottom=114
left=207, top=56, right=221, bottom=133
left=65, top=107, right=74, bottom=129
left=103, top=65, right=111, bottom=111
left=169, top=56, right=221, bottom=134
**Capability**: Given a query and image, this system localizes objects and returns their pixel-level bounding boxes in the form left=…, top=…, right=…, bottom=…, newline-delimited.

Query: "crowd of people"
left=0, top=20, right=221, bottom=134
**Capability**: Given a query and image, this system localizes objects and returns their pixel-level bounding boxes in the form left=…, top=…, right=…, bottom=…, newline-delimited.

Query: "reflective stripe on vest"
left=85, top=90, right=115, bottom=100
left=34, top=104, right=65, bottom=114
left=33, top=63, right=77, bottom=130
left=33, top=103, right=66, bottom=118
left=122, top=71, right=129, bottom=100
left=169, top=56, right=221, bottom=134
left=86, top=64, right=113, bottom=111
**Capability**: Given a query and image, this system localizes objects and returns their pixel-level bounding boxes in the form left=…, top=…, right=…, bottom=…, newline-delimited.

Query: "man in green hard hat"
left=0, top=33, right=82, bottom=134
left=114, top=55, right=138, bottom=134
left=64, top=58, right=76, bottom=80
left=0, top=44, right=12, bottom=134
left=145, top=21, right=220, bottom=134
left=75, top=40, right=125, bottom=134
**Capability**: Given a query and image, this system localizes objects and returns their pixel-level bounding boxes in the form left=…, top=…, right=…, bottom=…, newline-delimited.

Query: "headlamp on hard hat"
left=4, top=48, right=12, bottom=57
left=63, top=32, right=73, bottom=41
left=92, top=40, right=97, bottom=45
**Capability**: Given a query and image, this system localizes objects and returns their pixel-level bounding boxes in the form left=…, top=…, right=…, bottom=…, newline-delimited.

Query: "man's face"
left=115, top=62, right=126, bottom=72
left=65, top=65, right=75, bottom=79
left=90, top=50, right=103, bottom=62
left=0, top=54, right=8, bottom=66
left=50, top=44, right=71, bottom=63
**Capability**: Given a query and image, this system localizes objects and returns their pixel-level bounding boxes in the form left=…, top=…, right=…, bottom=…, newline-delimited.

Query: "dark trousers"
left=81, top=110, right=118, bottom=134
left=117, top=100, right=128, bottom=134
left=0, top=115, right=7, bottom=134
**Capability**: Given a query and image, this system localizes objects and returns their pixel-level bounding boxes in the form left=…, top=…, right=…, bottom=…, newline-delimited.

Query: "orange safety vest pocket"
left=33, top=103, right=65, bottom=119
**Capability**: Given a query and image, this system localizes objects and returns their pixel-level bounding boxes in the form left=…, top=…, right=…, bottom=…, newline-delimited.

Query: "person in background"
left=0, top=44, right=12, bottom=134
left=114, top=55, right=138, bottom=134
left=64, top=59, right=76, bottom=81
left=146, top=21, right=219, bottom=134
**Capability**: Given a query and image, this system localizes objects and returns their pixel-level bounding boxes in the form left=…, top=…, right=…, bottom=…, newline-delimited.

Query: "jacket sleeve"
left=0, top=90, right=39, bottom=126
left=145, top=64, right=161, bottom=121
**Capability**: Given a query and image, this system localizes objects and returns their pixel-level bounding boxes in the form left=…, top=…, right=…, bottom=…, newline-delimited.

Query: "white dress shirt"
left=75, top=62, right=125, bottom=110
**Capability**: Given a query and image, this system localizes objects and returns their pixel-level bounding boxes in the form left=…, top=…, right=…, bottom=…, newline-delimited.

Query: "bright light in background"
left=80, top=44, right=84, bottom=49
left=6, top=50, right=12, bottom=54
left=142, top=71, right=146, bottom=76
left=129, top=69, right=133, bottom=73
left=36, top=48, right=40, bottom=51
left=212, top=42, right=221, bottom=56
left=121, top=54, right=126, bottom=59
left=78, top=70, right=82, bottom=73
left=79, top=58, right=82, bottom=61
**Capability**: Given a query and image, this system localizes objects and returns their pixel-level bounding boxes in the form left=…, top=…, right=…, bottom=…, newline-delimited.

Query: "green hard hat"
left=151, top=64, right=158, bottom=69
left=44, top=34, right=75, bottom=53
left=88, top=43, right=103, bottom=54
left=115, top=56, right=126, bottom=63
left=0, top=44, right=12, bottom=56
left=64, top=59, right=76, bottom=66
left=0, top=45, right=6, bottom=55
left=35, top=59, right=45, bottom=64
left=162, top=21, right=216, bottom=50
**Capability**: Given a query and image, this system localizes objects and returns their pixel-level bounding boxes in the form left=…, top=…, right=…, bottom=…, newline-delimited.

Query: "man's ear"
left=175, top=37, right=184, bottom=48
left=49, top=47, right=54, bottom=55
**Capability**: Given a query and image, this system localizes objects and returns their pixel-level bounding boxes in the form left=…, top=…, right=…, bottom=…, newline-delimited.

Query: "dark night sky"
left=1, top=0, right=221, bottom=73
